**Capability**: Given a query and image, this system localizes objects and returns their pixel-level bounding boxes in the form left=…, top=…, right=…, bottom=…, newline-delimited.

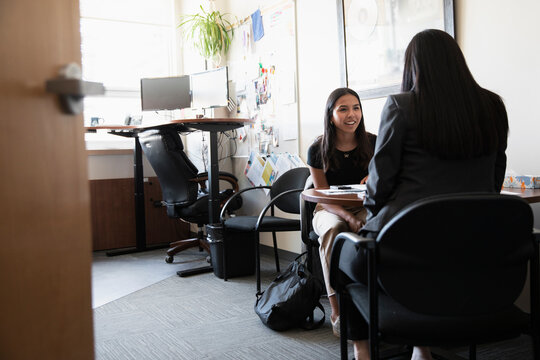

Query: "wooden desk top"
left=302, top=187, right=540, bottom=206
left=501, top=187, right=540, bottom=203
left=85, top=117, right=252, bottom=132
left=301, top=188, right=364, bottom=207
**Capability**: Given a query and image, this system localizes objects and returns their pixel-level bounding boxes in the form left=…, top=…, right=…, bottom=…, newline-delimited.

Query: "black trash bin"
left=207, top=223, right=256, bottom=279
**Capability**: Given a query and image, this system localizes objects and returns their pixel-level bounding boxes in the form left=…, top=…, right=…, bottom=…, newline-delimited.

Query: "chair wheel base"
left=177, top=265, right=213, bottom=277
left=165, top=256, right=174, bottom=263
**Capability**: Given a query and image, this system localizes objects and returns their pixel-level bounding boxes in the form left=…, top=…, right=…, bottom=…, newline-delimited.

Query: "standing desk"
left=87, top=118, right=251, bottom=257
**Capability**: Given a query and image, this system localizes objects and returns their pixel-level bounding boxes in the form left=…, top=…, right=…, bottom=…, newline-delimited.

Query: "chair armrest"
left=329, top=232, right=376, bottom=290
left=192, top=172, right=240, bottom=192
left=335, top=231, right=376, bottom=249
left=300, top=176, right=316, bottom=245
left=198, top=171, right=238, bottom=182
left=531, top=228, right=540, bottom=327
left=300, top=194, right=312, bottom=245
left=254, top=188, right=303, bottom=230
left=219, top=185, right=272, bottom=220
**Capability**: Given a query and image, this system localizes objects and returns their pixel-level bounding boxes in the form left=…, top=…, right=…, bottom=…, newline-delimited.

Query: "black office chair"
left=138, top=127, right=242, bottom=269
left=330, top=193, right=540, bottom=360
left=220, top=167, right=311, bottom=294
left=300, top=175, right=324, bottom=283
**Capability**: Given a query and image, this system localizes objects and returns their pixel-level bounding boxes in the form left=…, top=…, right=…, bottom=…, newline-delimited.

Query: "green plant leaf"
left=177, top=7, right=235, bottom=61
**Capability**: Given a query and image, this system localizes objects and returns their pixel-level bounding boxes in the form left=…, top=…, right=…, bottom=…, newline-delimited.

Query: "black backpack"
left=254, top=253, right=325, bottom=331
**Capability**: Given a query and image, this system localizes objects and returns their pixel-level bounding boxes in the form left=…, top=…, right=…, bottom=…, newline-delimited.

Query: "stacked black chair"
left=330, top=193, right=540, bottom=360
left=220, top=167, right=311, bottom=293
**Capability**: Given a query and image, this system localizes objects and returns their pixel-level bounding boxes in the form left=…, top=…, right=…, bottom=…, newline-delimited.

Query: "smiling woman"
left=305, top=87, right=377, bottom=337
left=331, top=93, right=363, bottom=138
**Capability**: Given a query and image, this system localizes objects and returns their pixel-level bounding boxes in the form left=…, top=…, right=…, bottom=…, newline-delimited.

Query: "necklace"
left=339, top=145, right=356, bottom=158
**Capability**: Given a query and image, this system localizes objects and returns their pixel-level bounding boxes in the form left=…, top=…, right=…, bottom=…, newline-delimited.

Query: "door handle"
left=45, top=63, right=104, bottom=115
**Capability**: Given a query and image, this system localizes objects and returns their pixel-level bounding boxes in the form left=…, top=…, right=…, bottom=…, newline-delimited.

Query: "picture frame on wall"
left=337, top=0, right=455, bottom=99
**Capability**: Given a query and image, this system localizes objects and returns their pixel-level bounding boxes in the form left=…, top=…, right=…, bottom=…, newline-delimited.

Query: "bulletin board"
left=226, top=0, right=299, bottom=157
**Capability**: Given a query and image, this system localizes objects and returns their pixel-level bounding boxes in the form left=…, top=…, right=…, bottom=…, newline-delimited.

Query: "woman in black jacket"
left=349, top=29, right=508, bottom=360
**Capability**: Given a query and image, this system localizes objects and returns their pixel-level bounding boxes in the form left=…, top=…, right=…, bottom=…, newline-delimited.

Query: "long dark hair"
left=316, top=87, right=373, bottom=171
left=402, top=29, right=508, bottom=159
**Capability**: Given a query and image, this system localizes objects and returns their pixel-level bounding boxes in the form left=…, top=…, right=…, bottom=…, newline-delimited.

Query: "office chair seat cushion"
left=346, top=282, right=530, bottom=347
left=169, top=189, right=241, bottom=221
left=224, top=216, right=300, bottom=232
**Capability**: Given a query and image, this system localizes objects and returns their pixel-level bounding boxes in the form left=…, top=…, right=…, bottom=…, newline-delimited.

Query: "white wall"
left=454, top=0, right=540, bottom=227
left=456, top=0, right=540, bottom=176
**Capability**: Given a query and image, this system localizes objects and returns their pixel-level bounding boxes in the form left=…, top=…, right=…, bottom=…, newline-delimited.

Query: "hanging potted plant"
left=178, top=4, right=235, bottom=66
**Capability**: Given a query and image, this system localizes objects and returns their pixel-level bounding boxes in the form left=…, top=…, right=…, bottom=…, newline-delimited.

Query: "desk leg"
left=133, top=136, right=146, bottom=249
left=177, top=131, right=217, bottom=276
left=205, top=130, right=226, bottom=280
left=207, top=130, right=220, bottom=224
left=106, top=136, right=167, bottom=256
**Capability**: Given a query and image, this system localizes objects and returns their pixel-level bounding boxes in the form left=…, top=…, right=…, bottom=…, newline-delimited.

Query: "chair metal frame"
left=220, top=167, right=311, bottom=293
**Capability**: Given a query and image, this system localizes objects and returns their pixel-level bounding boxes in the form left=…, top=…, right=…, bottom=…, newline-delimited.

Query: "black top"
left=362, top=92, right=507, bottom=234
left=307, top=133, right=377, bottom=186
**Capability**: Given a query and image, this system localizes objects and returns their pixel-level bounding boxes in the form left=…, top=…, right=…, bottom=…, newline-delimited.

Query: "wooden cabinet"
left=90, top=177, right=189, bottom=251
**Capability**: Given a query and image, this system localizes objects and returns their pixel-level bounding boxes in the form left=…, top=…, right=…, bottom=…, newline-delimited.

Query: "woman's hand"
left=360, top=175, right=369, bottom=184
left=345, top=213, right=365, bottom=233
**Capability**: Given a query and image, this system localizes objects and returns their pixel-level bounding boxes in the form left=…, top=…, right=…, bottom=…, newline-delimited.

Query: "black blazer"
left=362, top=92, right=507, bottom=234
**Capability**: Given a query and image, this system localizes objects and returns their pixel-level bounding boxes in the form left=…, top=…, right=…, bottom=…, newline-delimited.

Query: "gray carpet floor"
left=93, top=251, right=536, bottom=360
left=94, top=252, right=345, bottom=360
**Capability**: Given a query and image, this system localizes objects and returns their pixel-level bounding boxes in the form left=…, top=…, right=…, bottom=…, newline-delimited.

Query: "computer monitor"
left=140, top=75, right=191, bottom=111
left=190, top=66, right=229, bottom=110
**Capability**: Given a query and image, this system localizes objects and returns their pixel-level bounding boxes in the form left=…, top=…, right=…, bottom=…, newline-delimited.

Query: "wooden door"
left=0, top=1, right=94, bottom=359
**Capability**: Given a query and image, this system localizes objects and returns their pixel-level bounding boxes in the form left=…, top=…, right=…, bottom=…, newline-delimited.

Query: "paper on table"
left=316, top=189, right=366, bottom=195
left=500, top=190, right=521, bottom=196
left=329, top=184, right=366, bottom=191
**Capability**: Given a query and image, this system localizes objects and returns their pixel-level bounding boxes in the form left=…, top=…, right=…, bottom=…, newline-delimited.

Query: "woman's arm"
left=363, top=95, right=407, bottom=218
left=309, top=166, right=365, bottom=232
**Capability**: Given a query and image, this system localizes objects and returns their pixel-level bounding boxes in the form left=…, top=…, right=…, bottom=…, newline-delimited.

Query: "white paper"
left=500, top=190, right=521, bottom=196
left=316, top=189, right=366, bottom=195
left=329, top=184, right=367, bottom=191
left=274, top=153, right=293, bottom=175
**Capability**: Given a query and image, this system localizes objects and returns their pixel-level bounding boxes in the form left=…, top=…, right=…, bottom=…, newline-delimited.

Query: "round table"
left=301, top=188, right=365, bottom=207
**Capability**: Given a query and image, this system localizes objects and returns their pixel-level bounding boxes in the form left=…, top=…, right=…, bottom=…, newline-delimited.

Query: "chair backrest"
left=376, top=193, right=534, bottom=316
left=138, top=128, right=199, bottom=206
left=270, top=167, right=311, bottom=214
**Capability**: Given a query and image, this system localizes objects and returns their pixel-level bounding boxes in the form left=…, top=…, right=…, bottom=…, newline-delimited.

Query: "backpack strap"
left=300, top=302, right=325, bottom=330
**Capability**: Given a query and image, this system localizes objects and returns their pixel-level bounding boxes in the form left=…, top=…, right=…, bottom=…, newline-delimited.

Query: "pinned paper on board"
left=244, top=151, right=305, bottom=191
left=251, top=9, right=264, bottom=41
left=261, top=160, right=277, bottom=186
left=245, top=151, right=266, bottom=186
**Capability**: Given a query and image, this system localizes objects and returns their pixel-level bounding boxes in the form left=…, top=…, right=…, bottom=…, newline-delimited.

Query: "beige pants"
left=312, top=204, right=367, bottom=297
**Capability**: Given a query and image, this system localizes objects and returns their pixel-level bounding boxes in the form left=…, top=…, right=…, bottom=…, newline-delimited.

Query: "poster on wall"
left=338, top=0, right=454, bottom=99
